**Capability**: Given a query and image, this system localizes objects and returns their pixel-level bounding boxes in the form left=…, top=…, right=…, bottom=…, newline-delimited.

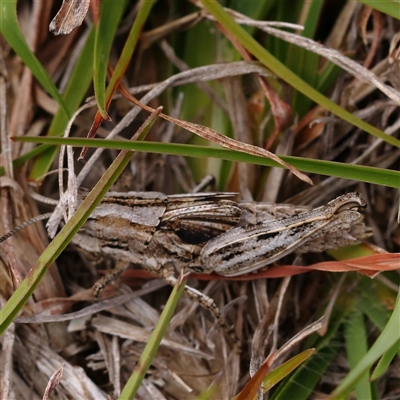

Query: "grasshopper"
left=69, top=191, right=372, bottom=343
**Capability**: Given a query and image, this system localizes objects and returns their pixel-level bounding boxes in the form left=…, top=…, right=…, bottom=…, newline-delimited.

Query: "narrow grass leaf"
left=286, top=1, right=323, bottom=116
left=118, top=278, right=187, bottom=400
left=327, top=243, right=379, bottom=261
left=358, top=277, right=393, bottom=332
left=0, top=144, right=50, bottom=176
left=94, top=0, right=128, bottom=118
left=370, top=339, right=400, bottom=381
left=271, top=346, right=336, bottom=400
left=82, top=0, right=155, bottom=157
left=263, top=349, right=315, bottom=393
left=234, top=349, right=316, bottom=399
left=118, top=88, right=312, bottom=184
left=344, top=308, right=373, bottom=400
left=357, top=0, right=400, bottom=20
left=106, top=0, right=155, bottom=101
left=331, top=290, right=400, bottom=398
left=12, top=137, right=400, bottom=189
left=234, top=352, right=274, bottom=400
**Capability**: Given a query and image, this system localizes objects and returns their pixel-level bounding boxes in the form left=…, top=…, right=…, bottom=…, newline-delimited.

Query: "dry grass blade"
left=42, top=363, right=64, bottom=400
left=16, top=326, right=108, bottom=399
left=49, top=0, right=91, bottom=35
left=120, top=87, right=313, bottom=185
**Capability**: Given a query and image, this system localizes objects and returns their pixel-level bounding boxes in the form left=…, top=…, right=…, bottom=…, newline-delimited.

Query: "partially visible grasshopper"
left=70, top=191, right=372, bottom=343
left=199, top=192, right=372, bottom=276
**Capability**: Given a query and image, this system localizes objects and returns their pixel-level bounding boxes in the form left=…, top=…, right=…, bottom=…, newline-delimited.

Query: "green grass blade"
left=327, top=243, right=380, bottom=261
left=272, top=352, right=337, bottom=400
left=0, top=144, right=50, bottom=176
left=200, top=1, right=400, bottom=149
left=370, top=339, right=400, bottom=381
left=357, top=0, right=400, bottom=19
left=105, top=0, right=155, bottom=102
left=286, top=1, right=323, bottom=116
left=344, top=309, right=373, bottom=400
left=262, top=349, right=315, bottom=393
left=12, top=136, right=400, bottom=188
left=180, top=17, right=219, bottom=123
left=118, top=278, right=187, bottom=399
left=331, top=290, right=400, bottom=398
left=234, top=1, right=275, bottom=35
left=317, top=61, right=342, bottom=94
left=358, top=277, right=393, bottom=331
left=94, top=0, right=129, bottom=118
left=0, top=0, right=69, bottom=116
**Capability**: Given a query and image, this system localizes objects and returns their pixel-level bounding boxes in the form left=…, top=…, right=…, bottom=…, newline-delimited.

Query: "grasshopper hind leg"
left=85, top=261, right=131, bottom=327
left=92, top=261, right=131, bottom=301
left=158, top=264, right=241, bottom=348
left=88, top=260, right=240, bottom=348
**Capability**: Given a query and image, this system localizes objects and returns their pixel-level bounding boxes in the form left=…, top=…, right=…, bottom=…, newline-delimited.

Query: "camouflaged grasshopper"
left=70, top=191, right=372, bottom=343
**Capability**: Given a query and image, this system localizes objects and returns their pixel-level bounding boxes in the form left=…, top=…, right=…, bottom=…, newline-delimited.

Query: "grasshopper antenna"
left=192, top=174, right=216, bottom=193
left=0, top=213, right=53, bottom=243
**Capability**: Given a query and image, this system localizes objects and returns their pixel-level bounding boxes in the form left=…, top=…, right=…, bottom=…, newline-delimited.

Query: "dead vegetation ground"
left=1, top=2, right=399, bottom=399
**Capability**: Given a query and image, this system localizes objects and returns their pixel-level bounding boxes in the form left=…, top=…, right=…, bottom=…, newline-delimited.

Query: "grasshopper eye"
left=331, top=193, right=367, bottom=214
left=335, top=201, right=365, bottom=213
